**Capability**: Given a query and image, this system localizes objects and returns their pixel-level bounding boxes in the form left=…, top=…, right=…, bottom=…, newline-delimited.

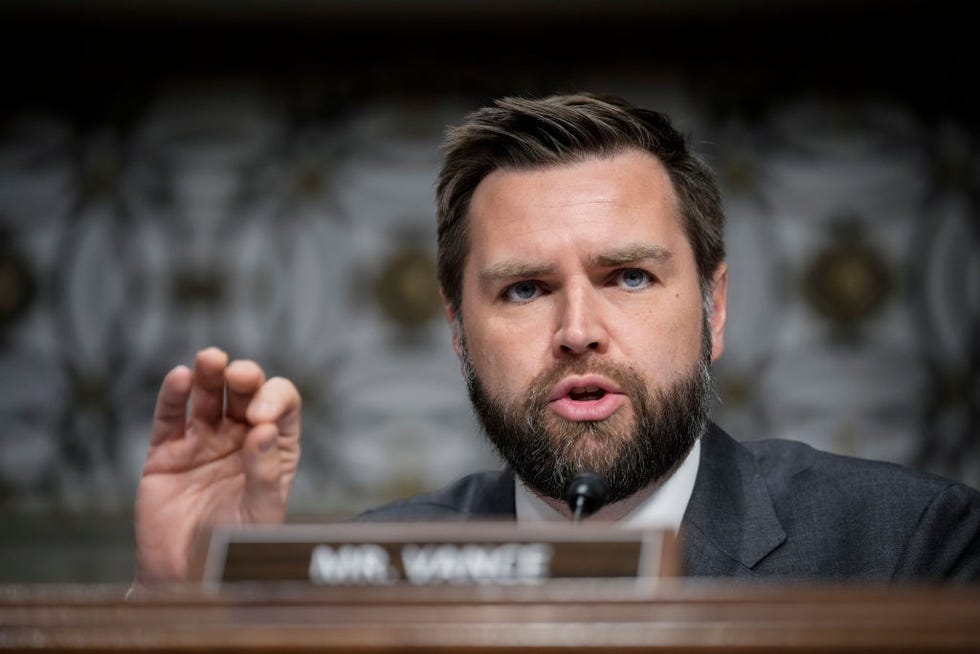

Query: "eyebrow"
left=479, top=261, right=556, bottom=286
left=478, top=243, right=673, bottom=287
left=590, top=243, right=673, bottom=267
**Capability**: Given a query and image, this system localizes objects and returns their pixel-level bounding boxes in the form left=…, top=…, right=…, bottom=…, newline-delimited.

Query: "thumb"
left=242, top=424, right=286, bottom=524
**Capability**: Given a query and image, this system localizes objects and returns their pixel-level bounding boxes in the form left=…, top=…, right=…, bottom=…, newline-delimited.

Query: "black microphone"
left=564, top=473, right=607, bottom=522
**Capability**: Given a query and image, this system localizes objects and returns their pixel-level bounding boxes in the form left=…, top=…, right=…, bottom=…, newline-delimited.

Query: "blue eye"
left=504, top=281, right=540, bottom=303
left=618, top=269, right=652, bottom=289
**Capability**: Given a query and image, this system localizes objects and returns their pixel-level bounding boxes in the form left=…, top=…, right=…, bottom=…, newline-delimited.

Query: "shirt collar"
left=514, top=438, right=701, bottom=529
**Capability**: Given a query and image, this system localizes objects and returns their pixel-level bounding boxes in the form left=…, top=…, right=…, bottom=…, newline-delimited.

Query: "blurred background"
left=0, top=0, right=977, bottom=582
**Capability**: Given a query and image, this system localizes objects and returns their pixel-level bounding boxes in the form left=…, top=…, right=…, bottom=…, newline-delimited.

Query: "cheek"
left=464, top=321, right=543, bottom=396
left=617, top=298, right=704, bottom=370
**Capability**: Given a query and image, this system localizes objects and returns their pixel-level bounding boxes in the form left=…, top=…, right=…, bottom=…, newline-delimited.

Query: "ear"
left=709, top=262, right=728, bottom=363
left=441, top=289, right=464, bottom=359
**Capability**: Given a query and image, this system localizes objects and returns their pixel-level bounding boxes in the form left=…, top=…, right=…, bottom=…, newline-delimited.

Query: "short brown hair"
left=436, top=92, right=725, bottom=313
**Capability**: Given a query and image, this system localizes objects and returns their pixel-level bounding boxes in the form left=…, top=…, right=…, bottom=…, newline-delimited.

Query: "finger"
left=150, top=365, right=193, bottom=445
left=188, top=347, right=228, bottom=427
left=225, top=359, right=266, bottom=423
left=242, top=423, right=286, bottom=523
left=246, top=377, right=302, bottom=441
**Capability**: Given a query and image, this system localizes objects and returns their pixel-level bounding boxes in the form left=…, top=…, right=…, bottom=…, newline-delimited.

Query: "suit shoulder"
left=746, top=439, right=979, bottom=551
left=734, top=435, right=980, bottom=580
left=355, top=470, right=515, bottom=522
left=742, top=437, right=963, bottom=502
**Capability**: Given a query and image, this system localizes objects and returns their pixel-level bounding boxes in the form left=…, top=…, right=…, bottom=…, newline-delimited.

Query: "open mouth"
left=549, top=376, right=622, bottom=403
left=568, top=385, right=607, bottom=401
left=547, top=375, right=626, bottom=421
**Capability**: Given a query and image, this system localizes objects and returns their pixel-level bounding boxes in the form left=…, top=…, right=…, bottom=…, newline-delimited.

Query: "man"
left=135, top=93, right=980, bottom=585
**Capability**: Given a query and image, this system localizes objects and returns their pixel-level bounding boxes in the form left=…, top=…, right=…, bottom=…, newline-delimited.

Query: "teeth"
left=568, top=384, right=606, bottom=401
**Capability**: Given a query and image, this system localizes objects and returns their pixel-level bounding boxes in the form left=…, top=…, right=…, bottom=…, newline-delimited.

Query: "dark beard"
left=464, top=332, right=713, bottom=505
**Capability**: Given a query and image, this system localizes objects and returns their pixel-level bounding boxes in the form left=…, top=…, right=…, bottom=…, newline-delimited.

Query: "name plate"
left=201, top=522, right=680, bottom=589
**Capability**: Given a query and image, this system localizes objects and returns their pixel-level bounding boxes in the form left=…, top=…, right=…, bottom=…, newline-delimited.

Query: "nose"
left=553, top=282, right=610, bottom=357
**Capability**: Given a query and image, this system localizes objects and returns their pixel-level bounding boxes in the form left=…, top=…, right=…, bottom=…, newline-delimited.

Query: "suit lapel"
left=468, top=469, right=518, bottom=518
left=681, top=424, right=787, bottom=576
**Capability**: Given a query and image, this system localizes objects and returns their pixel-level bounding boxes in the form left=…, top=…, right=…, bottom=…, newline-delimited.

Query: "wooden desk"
left=3, top=581, right=980, bottom=652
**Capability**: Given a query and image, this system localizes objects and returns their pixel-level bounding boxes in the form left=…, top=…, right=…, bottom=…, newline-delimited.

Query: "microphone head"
left=564, top=472, right=607, bottom=519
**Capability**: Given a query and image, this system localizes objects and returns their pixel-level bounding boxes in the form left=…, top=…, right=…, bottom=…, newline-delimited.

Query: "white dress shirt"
left=514, top=438, right=701, bottom=529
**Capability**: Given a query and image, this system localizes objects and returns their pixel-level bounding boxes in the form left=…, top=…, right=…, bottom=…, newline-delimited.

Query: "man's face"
left=448, top=149, right=728, bottom=504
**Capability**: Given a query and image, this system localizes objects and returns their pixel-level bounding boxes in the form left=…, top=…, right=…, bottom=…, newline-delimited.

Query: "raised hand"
left=134, top=347, right=301, bottom=584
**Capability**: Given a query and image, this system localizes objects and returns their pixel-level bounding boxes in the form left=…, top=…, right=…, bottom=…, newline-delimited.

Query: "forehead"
left=465, top=150, right=688, bottom=265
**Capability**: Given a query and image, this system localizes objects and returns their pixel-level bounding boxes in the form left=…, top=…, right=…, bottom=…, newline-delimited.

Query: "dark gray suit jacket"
left=358, top=424, right=980, bottom=582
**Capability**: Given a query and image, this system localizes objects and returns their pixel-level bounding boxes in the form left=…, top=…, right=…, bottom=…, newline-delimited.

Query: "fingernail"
left=252, top=402, right=272, bottom=418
